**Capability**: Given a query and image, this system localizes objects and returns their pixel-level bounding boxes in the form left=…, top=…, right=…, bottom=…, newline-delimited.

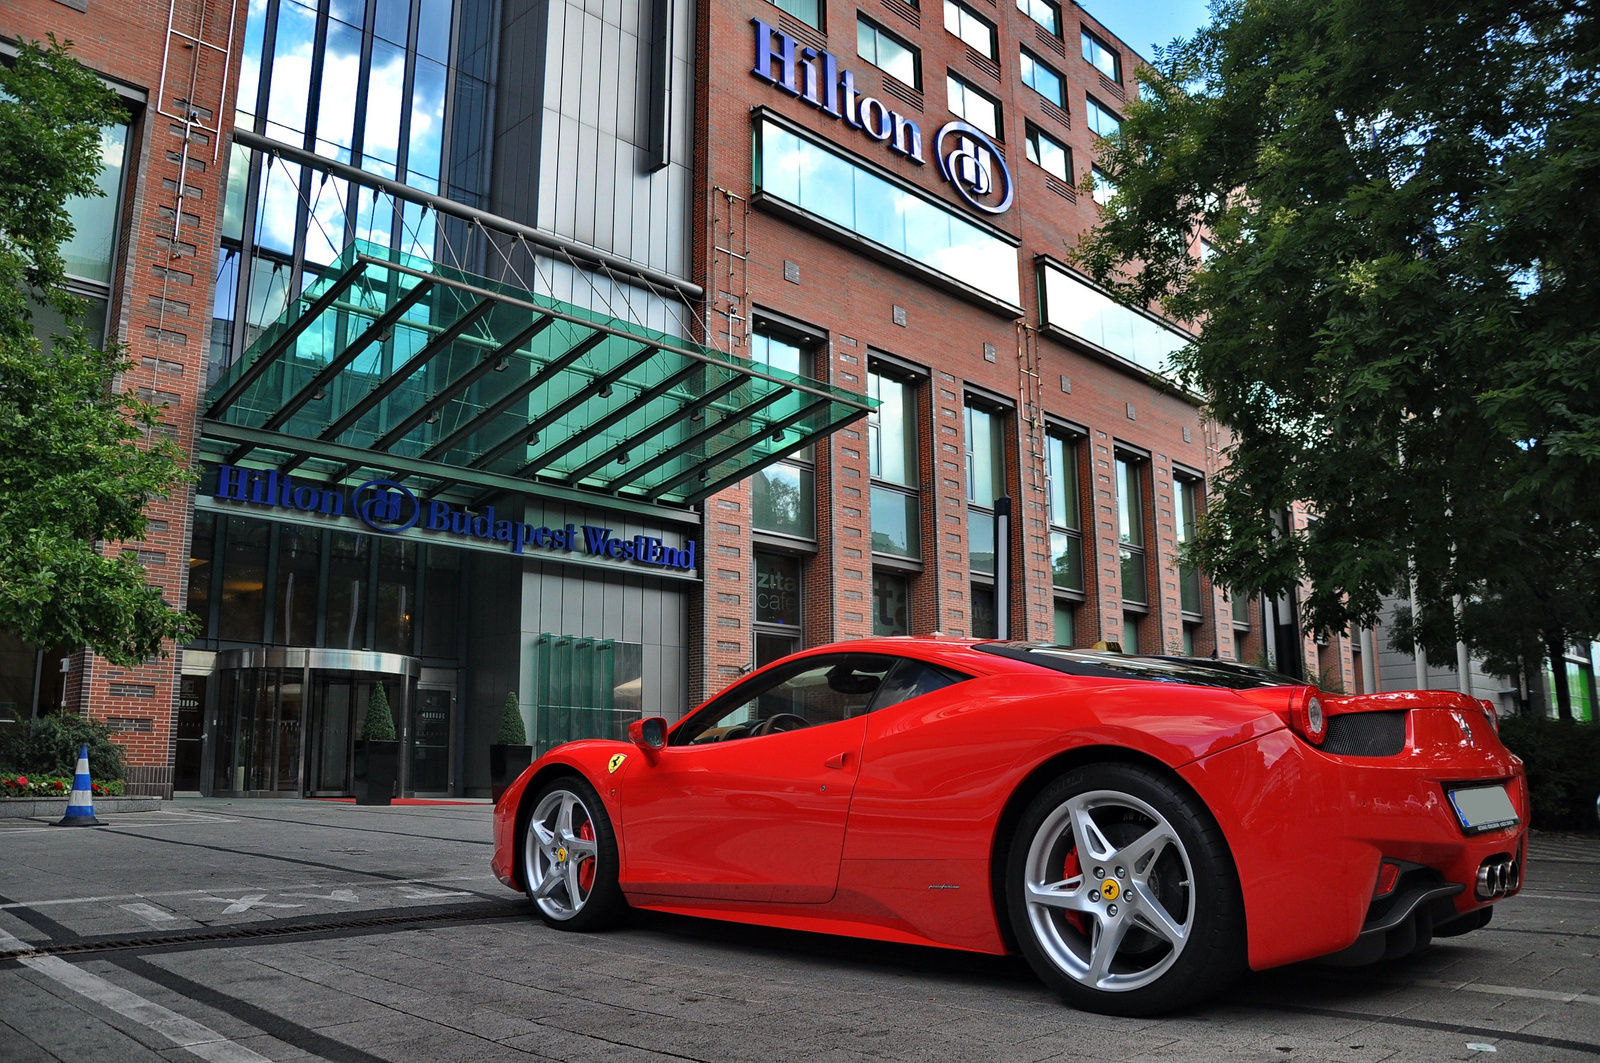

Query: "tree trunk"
left=1545, top=632, right=1573, bottom=721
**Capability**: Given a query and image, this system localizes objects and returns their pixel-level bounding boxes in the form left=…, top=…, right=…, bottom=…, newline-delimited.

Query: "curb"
left=0, top=797, right=163, bottom=819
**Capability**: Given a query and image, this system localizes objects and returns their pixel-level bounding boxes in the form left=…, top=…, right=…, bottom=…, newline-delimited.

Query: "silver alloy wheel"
left=523, top=788, right=599, bottom=920
left=1022, top=788, right=1195, bottom=993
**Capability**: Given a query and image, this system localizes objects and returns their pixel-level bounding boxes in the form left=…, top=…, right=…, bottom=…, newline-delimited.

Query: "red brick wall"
left=8, top=0, right=245, bottom=795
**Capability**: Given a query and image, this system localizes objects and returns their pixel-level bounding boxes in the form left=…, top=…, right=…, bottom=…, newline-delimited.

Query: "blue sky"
left=1079, top=0, right=1214, bottom=64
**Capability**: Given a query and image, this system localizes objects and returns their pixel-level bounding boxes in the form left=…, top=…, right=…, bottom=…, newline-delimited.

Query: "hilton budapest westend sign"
left=751, top=18, right=1013, bottom=215
left=210, top=464, right=698, bottom=572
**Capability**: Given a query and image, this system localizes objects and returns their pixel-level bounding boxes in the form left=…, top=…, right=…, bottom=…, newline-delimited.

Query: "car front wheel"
left=522, top=775, right=626, bottom=930
left=1007, top=762, right=1245, bottom=1016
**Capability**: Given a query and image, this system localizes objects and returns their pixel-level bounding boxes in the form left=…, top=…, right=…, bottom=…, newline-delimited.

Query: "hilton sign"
left=750, top=18, right=1013, bottom=215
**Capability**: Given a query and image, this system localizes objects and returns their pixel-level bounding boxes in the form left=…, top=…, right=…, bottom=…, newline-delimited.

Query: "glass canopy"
left=201, top=242, right=873, bottom=512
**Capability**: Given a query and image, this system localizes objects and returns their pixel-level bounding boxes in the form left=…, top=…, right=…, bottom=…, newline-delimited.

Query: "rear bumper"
left=1180, top=721, right=1527, bottom=971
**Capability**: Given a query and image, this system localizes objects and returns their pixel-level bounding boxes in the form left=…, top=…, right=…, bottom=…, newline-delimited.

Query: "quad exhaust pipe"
left=1476, top=855, right=1519, bottom=899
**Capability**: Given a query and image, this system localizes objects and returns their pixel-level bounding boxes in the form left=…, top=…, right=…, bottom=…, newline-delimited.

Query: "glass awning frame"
left=201, top=242, right=873, bottom=517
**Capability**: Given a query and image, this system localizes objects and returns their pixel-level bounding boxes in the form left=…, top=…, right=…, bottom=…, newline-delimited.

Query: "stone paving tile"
left=6, top=968, right=176, bottom=1062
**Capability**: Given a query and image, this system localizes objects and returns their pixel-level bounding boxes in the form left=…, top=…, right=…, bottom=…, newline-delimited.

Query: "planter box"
left=0, top=796, right=162, bottom=819
left=489, top=744, right=533, bottom=804
left=354, top=740, right=400, bottom=806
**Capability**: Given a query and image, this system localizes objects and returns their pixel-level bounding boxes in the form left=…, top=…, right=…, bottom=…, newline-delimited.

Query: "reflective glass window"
left=421, top=545, right=462, bottom=657
left=1026, top=124, right=1069, bottom=181
left=971, top=584, right=997, bottom=638
left=375, top=538, right=418, bottom=653
left=187, top=511, right=217, bottom=635
left=1017, top=0, right=1060, bottom=36
left=1081, top=29, right=1120, bottom=80
left=858, top=16, right=920, bottom=88
left=1123, top=614, right=1140, bottom=653
left=946, top=73, right=1001, bottom=138
left=325, top=531, right=370, bottom=649
left=944, top=0, right=996, bottom=59
left=1175, top=475, right=1203, bottom=615
left=218, top=517, right=270, bottom=643
left=1020, top=51, right=1064, bottom=107
left=869, top=369, right=920, bottom=560
left=1116, top=457, right=1147, bottom=605
left=273, top=525, right=321, bottom=645
left=59, top=122, right=128, bottom=285
left=1091, top=165, right=1116, bottom=205
left=965, top=403, right=1006, bottom=577
left=873, top=571, right=910, bottom=636
left=1047, top=434, right=1082, bottom=591
left=751, top=325, right=817, bottom=539
left=1086, top=96, right=1121, bottom=137
left=755, top=551, right=802, bottom=628
left=771, top=0, right=822, bottom=30
left=1053, top=600, right=1075, bottom=645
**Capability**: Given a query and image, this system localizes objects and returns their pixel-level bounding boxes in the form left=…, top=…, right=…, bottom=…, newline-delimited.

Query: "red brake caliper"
left=1062, top=845, right=1088, bottom=934
left=577, top=821, right=596, bottom=892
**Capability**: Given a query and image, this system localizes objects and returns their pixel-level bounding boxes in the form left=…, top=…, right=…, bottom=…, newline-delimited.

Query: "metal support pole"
left=1361, top=627, right=1379, bottom=695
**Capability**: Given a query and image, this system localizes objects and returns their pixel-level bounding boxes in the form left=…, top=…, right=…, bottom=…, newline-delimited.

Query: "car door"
left=619, top=654, right=896, bottom=904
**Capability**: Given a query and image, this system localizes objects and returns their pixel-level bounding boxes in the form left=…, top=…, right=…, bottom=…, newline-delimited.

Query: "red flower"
left=53, top=780, right=64, bottom=790
left=16, top=776, right=28, bottom=786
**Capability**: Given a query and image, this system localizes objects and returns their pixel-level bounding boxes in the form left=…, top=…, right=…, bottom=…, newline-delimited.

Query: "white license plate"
left=1448, top=785, right=1519, bottom=834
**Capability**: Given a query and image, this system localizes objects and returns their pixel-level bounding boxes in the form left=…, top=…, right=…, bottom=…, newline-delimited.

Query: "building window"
left=771, top=0, right=823, bottom=30
left=1232, top=590, right=1252, bottom=626
left=873, top=570, right=911, bottom=635
left=1016, top=0, right=1061, bottom=37
left=1175, top=474, right=1203, bottom=617
left=964, top=401, right=1006, bottom=577
left=1115, top=455, right=1147, bottom=606
left=869, top=367, right=921, bottom=559
left=1182, top=624, right=1197, bottom=656
left=858, top=15, right=922, bottom=87
left=1046, top=433, right=1083, bottom=592
left=34, top=117, right=131, bottom=351
left=1090, top=165, right=1116, bottom=206
left=1019, top=50, right=1065, bottom=108
left=1081, top=28, right=1120, bottom=81
left=1122, top=614, right=1140, bottom=654
left=754, top=119, right=1022, bottom=305
left=1086, top=95, right=1121, bottom=137
left=947, top=73, right=1002, bottom=139
left=754, top=550, right=803, bottom=666
left=971, top=585, right=998, bottom=639
left=944, top=0, right=997, bottom=59
left=750, top=324, right=817, bottom=540
left=1054, top=600, right=1075, bottom=646
left=1025, top=124, right=1070, bottom=181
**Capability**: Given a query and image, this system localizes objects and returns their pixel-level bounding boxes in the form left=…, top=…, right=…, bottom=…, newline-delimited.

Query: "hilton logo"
left=751, top=18, right=1013, bottom=216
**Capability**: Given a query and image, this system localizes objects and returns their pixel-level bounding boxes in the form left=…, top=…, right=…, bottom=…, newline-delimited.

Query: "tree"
left=0, top=38, right=195, bottom=667
left=362, top=684, right=397, bottom=741
left=497, top=692, right=527, bottom=745
left=1076, top=0, right=1600, bottom=713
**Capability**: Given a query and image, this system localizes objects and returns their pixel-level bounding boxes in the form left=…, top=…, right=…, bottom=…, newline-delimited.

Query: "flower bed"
left=1, top=774, right=124, bottom=798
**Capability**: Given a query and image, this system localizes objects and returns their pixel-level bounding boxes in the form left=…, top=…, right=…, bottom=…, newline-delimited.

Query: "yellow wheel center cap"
left=556, top=847, right=568, bottom=864
left=1100, top=879, right=1120, bottom=901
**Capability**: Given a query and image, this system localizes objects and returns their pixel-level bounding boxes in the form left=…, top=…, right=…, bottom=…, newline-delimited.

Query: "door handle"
left=823, top=752, right=849, bottom=770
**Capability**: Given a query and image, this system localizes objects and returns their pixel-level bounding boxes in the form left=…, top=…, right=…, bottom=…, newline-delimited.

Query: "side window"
left=674, top=655, right=896, bottom=744
left=869, top=659, right=970, bottom=713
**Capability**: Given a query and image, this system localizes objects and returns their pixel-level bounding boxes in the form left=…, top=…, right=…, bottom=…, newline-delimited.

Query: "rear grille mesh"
left=1323, top=710, right=1407, bottom=756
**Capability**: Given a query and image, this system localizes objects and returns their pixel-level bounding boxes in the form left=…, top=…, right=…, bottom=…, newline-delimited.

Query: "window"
left=754, top=550, right=803, bottom=667
left=1115, top=455, right=1147, bottom=605
left=1053, top=600, right=1075, bottom=646
left=1182, top=624, right=1197, bottom=656
left=1016, top=0, right=1061, bottom=36
left=1199, top=237, right=1216, bottom=264
left=674, top=654, right=897, bottom=743
left=772, top=0, right=823, bottom=30
left=873, top=571, right=911, bottom=635
left=755, top=120, right=1022, bottom=305
left=971, top=584, right=998, bottom=639
left=858, top=16, right=921, bottom=88
left=1046, top=433, right=1083, bottom=591
left=1019, top=50, right=1065, bottom=108
left=1081, top=29, right=1120, bottom=81
left=750, top=325, right=817, bottom=539
left=1038, top=261, right=1191, bottom=380
left=944, top=0, right=996, bottom=59
left=1175, top=475, right=1203, bottom=615
left=1025, top=124, right=1070, bottom=181
left=1122, top=615, right=1141, bottom=654
left=1231, top=590, right=1252, bottom=627
left=869, top=368, right=920, bottom=559
left=1090, top=165, right=1116, bottom=206
left=34, top=117, right=130, bottom=351
left=947, top=73, right=1002, bottom=139
left=964, top=402, right=1006, bottom=576
left=1086, top=96, right=1121, bottom=137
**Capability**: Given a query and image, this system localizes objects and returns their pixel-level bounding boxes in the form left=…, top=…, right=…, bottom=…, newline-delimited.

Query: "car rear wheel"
left=1007, top=763, right=1245, bottom=1016
left=523, top=775, right=626, bottom=930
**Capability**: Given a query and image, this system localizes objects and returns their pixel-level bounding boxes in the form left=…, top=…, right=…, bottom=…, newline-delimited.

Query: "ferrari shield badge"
left=608, top=753, right=628, bottom=774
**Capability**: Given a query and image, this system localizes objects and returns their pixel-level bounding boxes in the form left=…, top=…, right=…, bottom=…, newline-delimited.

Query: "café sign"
left=210, top=464, right=697, bottom=572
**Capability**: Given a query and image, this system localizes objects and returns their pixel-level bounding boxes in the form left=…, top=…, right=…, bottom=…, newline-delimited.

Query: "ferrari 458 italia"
left=492, top=639, right=1525, bottom=1015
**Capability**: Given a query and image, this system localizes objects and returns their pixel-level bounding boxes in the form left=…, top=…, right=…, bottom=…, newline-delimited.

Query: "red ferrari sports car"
left=491, top=638, right=1526, bottom=1015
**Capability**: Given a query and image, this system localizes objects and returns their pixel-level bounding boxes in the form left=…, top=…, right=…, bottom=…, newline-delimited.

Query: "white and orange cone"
left=55, top=744, right=101, bottom=827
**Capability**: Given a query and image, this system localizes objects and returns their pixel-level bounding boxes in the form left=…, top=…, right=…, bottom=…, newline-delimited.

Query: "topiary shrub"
left=362, top=684, right=397, bottom=741
left=496, top=692, right=527, bottom=745
left=0, top=712, right=125, bottom=781
left=1498, top=714, right=1600, bottom=831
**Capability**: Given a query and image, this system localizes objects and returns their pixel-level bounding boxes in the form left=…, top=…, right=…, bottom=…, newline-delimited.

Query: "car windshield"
left=974, top=643, right=1298, bottom=690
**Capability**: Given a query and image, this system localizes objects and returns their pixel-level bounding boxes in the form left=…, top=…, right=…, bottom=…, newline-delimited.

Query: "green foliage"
left=1497, top=715, right=1600, bottom=831
left=0, top=38, right=195, bottom=667
left=0, top=712, right=126, bottom=781
left=496, top=692, right=527, bottom=745
left=1075, top=0, right=1600, bottom=677
left=362, top=684, right=396, bottom=741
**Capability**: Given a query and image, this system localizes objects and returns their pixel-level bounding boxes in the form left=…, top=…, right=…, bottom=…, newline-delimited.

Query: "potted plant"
left=354, top=684, right=400, bottom=806
left=489, top=692, right=532, bottom=804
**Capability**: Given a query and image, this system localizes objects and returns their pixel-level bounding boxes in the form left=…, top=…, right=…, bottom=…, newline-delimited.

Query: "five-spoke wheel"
left=1008, top=763, right=1244, bottom=1015
left=522, top=776, right=625, bottom=930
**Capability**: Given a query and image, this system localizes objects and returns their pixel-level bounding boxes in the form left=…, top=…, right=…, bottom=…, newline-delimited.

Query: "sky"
left=1078, top=0, right=1214, bottom=65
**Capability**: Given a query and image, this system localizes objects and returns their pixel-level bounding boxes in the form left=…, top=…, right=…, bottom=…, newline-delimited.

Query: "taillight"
left=1290, top=688, right=1327, bottom=745
left=1478, top=698, right=1499, bottom=734
left=1374, top=860, right=1401, bottom=898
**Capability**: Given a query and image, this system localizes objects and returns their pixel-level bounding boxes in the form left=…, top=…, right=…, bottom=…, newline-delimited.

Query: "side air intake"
left=1321, top=710, right=1407, bottom=757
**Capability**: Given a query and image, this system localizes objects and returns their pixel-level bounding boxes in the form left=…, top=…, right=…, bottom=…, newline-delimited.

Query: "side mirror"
left=629, top=716, right=668, bottom=751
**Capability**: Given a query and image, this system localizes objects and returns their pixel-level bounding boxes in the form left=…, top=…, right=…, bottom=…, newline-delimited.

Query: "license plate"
left=1447, top=784, right=1519, bottom=834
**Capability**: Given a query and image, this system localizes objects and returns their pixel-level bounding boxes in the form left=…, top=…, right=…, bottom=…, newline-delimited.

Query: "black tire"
left=1005, top=762, right=1245, bottom=1016
left=521, top=774, right=627, bottom=931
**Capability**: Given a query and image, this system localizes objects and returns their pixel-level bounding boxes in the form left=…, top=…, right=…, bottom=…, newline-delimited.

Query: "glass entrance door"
left=309, top=677, right=358, bottom=794
left=409, top=687, right=452, bottom=794
left=211, top=668, right=304, bottom=793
